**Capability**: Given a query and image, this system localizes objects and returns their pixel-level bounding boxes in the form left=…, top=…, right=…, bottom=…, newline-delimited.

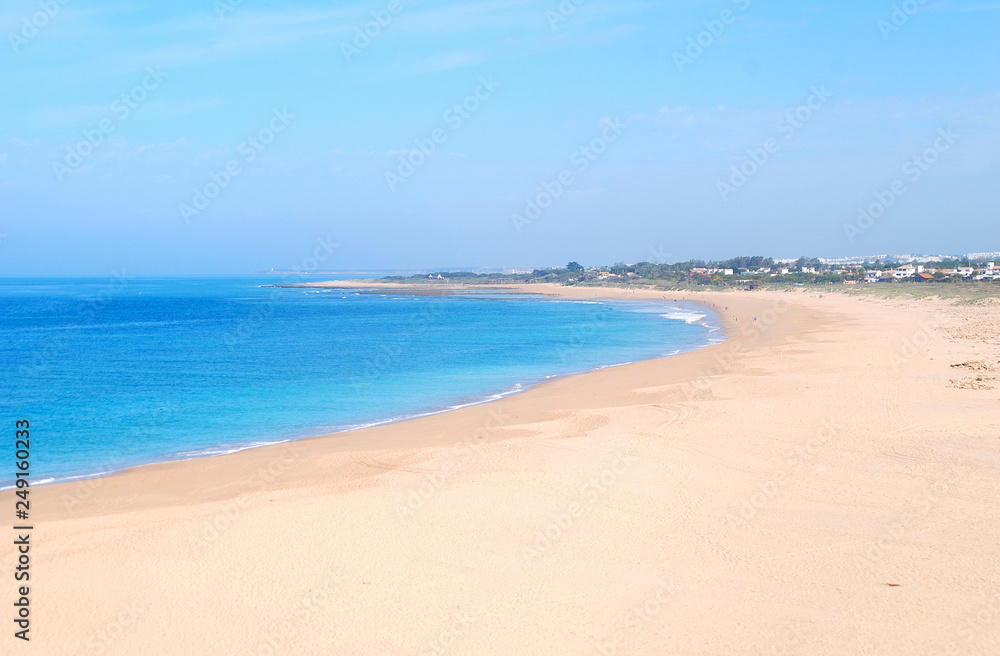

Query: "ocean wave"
left=608, top=299, right=715, bottom=325
left=3, top=291, right=728, bottom=489
left=13, top=319, right=200, bottom=332
left=659, top=310, right=708, bottom=324
left=1, top=469, right=125, bottom=491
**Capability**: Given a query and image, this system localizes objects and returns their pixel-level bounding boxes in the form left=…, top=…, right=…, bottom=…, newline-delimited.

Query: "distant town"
left=383, top=252, right=1000, bottom=286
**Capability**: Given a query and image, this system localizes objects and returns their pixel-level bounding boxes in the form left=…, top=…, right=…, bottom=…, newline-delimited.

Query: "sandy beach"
left=4, top=284, right=999, bottom=655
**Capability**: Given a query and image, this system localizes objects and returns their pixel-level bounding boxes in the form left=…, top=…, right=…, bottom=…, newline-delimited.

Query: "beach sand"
left=4, top=285, right=999, bottom=655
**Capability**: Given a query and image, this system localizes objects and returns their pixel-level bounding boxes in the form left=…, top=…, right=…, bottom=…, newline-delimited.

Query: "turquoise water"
left=0, top=276, right=720, bottom=485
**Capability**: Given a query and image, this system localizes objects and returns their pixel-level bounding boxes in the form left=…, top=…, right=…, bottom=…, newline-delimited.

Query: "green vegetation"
left=379, top=254, right=1000, bottom=293
left=836, top=282, right=1000, bottom=304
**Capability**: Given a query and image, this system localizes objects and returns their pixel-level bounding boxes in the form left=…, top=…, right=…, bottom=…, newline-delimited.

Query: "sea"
left=0, top=276, right=722, bottom=486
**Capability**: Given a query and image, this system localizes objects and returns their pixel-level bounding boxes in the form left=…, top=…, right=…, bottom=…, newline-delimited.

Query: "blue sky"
left=1, top=0, right=998, bottom=274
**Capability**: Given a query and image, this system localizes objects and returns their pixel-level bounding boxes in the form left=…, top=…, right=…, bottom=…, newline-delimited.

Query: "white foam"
left=5, top=298, right=729, bottom=490
left=659, top=310, right=708, bottom=324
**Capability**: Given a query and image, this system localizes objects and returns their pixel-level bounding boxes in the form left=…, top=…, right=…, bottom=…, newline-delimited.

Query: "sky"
left=0, top=0, right=998, bottom=275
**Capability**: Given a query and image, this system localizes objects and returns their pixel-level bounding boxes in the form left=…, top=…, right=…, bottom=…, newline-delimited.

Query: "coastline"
left=6, top=284, right=1000, bottom=654
left=27, top=284, right=745, bottom=513
left=5, top=287, right=722, bottom=491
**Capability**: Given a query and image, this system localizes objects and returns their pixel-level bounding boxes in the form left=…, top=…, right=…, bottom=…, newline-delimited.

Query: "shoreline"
left=8, top=283, right=1000, bottom=654
left=28, top=283, right=757, bottom=517
left=9, top=288, right=723, bottom=492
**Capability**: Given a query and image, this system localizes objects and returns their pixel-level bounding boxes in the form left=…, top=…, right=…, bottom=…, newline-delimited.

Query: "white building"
left=975, top=262, right=998, bottom=280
